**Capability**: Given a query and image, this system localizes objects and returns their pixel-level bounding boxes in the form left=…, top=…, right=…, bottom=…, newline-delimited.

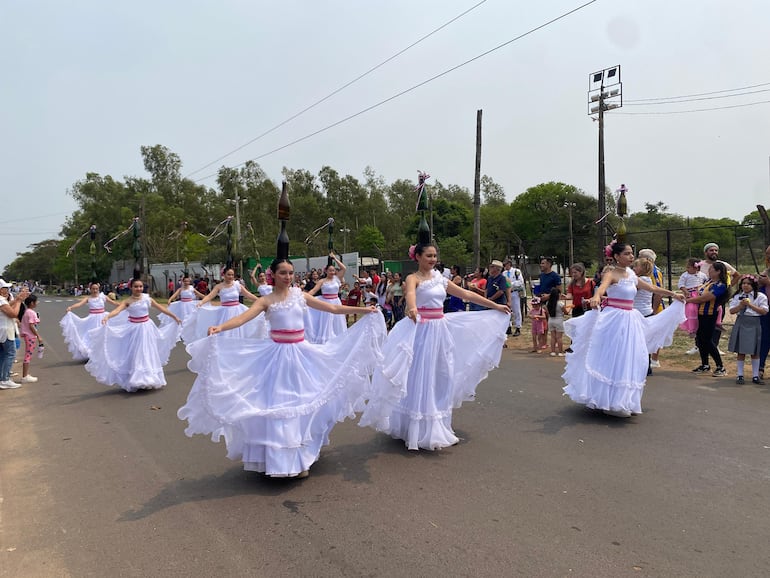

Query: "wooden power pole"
left=473, top=109, right=482, bottom=269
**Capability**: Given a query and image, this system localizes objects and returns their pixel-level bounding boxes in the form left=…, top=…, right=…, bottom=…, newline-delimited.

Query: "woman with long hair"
left=687, top=261, right=730, bottom=376
left=181, top=267, right=261, bottom=343
left=304, top=253, right=348, bottom=343
left=178, top=257, right=385, bottom=479
left=60, top=282, right=122, bottom=361
left=85, top=278, right=181, bottom=392
left=562, top=242, right=685, bottom=417
left=359, top=242, right=510, bottom=450
left=565, top=263, right=594, bottom=319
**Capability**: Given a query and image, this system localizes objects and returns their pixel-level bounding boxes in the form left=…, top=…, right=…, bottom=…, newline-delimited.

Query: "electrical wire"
left=625, top=87, right=770, bottom=106
left=615, top=99, right=770, bottom=115
left=625, top=81, right=770, bottom=103
left=193, top=0, right=601, bottom=182
left=184, top=0, right=490, bottom=178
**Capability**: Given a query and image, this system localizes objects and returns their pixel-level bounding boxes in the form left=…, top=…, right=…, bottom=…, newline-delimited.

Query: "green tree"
left=356, top=225, right=386, bottom=258
left=437, top=236, right=470, bottom=267
left=481, top=175, right=506, bottom=206
left=510, top=182, right=597, bottom=268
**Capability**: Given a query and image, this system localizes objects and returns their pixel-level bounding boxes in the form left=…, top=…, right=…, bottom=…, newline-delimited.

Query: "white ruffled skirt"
left=60, top=310, right=128, bottom=361
left=85, top=319, right=181, bottom=392
left=359, top=309, right=510, bottom=450
left=161, top=300, right=197, bottom=327
left=181, top=303, right=267, bottom=343
left=562, top=300, right=685, bottom=414
left=304, top=296, right=347, bottom=344
left=178, top=312, right=386, bottom=476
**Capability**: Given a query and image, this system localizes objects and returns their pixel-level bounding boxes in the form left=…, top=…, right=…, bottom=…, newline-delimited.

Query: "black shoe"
left=565, top=347, right=573, bottom=353
left=691, top=365, right=710, bottom=373
left=513, top=328, right=521, bottom=337
left=712, top=367, right=727, bottom=377
left=736, top=376, right=745, bottom=385
left=752, top=376, right=765, bottom=385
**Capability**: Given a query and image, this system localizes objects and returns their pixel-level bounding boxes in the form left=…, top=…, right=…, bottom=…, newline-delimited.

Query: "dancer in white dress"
left=162, top=276, right=205, bottom=326
left=562, top=242, right=685, bottom=417
left=359, top=242, right=511, bottom=450
left=178, top=258, right=386, bottom=478
left=85, top=278, right=181, bottom=392
left=60, top=282, right=121, bottom=361
left=181, top=268, right=261, bottom=343
left=305, top=252, right=348, bottom=344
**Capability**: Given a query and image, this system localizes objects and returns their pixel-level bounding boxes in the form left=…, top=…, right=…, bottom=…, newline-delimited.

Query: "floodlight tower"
left=588, top=65, right=623, bottom=261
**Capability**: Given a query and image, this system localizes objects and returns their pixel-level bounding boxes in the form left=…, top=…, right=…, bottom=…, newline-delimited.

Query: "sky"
left=3, top=0, right=770, bottom=271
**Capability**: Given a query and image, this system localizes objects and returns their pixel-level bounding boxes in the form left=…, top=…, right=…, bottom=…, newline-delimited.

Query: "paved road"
left=1, top=298, right=769, bottom=577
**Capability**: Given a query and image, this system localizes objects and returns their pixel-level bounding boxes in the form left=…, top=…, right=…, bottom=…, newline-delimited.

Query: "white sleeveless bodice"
left=127, top=294, right=151, bottom=319
left=320, top=277, right=340, bottom=298
left=415, top=270, right=449, bottom=309
left=265, top=288, right=307, bottom=333
left=606, top=268, right=638, bottom=301
left=258, top=284, right=273, bottom=297
left=219, top=282, right=241, bottom=304
left=88, top=295, right=106, bottom=313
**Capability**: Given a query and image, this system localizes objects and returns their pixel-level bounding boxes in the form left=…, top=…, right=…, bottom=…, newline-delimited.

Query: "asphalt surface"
left=1, top=298, right=769, bottom=578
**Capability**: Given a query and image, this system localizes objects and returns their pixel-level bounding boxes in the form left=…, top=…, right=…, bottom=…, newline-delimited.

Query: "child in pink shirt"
left=20, top=294, right=41, bottom=383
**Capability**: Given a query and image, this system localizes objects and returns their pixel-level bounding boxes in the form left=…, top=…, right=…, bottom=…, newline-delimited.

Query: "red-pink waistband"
left=270, top=329, right=304, bottom=343
left=129, top=315, right=149, bottom=323
left=221, top=301, right=239, bottom=307
left=605, top=298, right=633, bottom=310
left=321, top=294, right=338, bottom=300
left=180, top=297, right=193, bottom=302
left=89, top=308, right=105, bottom=314
left=418, top=307, right=444, bottom=320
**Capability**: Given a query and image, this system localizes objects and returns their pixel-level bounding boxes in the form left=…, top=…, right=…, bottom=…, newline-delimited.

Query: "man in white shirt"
left=503, top=260, right=525, bottom=336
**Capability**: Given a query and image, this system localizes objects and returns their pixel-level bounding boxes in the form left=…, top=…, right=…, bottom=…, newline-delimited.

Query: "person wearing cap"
left=0, top=280, right=30, bottom=389
left=486, top=260, right=511, bottom=308
left=698, top=242, right=739, bottom=355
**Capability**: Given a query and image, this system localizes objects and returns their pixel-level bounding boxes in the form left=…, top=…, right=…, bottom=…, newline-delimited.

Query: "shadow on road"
left=528, top=405, right=642, bottom=435
left=117, top=431, right=451, bottom=522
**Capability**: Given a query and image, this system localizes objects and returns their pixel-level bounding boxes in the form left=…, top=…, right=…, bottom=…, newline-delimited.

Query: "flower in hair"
left=408, top=245, right=417, bottom=261
left=604, top=240, right=617, bottom=259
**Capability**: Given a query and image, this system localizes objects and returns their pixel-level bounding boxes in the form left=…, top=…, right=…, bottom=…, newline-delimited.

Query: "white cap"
left=0, top=279, right=12, bottom=289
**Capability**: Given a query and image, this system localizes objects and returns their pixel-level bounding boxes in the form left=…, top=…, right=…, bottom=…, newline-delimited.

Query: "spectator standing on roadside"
left=0, top=280, right=30, bottom=389
left=503, top=259, right=524, bottom=336
left=699, top=243, right=738, bottom=354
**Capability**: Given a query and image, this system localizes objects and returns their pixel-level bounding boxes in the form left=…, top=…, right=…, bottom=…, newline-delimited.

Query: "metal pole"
left=598, top=87, right=606, bottom=263
left=568, top=203, right=575, bottom=267
left=473, top=109, right=482, bottom=269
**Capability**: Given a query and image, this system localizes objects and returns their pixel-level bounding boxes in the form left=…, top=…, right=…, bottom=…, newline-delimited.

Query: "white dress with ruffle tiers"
left=304, top=277, right=347, bottom=344
left=85, top=294, right=181, bottom=392
left=562, top=269, right=685, bottom=414
left=359, top=270, right=510, bottom=450
left=60, top=295, right=125, bottom=361
left=178, top=287, right=386, bottom=476
left=181, top=281, right=264, bottom=343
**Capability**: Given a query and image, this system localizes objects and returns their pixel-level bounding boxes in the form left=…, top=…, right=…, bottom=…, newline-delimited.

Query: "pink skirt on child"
left=531, top=319, right=546, bottom=335
left=679, top=290, right=699, bottom=334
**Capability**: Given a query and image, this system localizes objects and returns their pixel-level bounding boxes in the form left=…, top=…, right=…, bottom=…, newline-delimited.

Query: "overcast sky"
left=3, top=0, right=770, bottom=272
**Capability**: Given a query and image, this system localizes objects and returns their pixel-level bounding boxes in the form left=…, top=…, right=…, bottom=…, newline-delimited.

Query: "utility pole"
left=588, top=66, right=622, bottom=262
left=473, top=109, right=482, bottom=269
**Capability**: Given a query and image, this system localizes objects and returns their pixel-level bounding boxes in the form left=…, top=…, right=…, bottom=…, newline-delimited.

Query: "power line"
left=615, top=99, right=770, bottom=115
left=625, top=81, right=770, bottom=103
left=184, top=0, right=490, bottom=178
left=625, top=87, right=770, bottom=106
left=194, top=0, right=601, bottom=183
